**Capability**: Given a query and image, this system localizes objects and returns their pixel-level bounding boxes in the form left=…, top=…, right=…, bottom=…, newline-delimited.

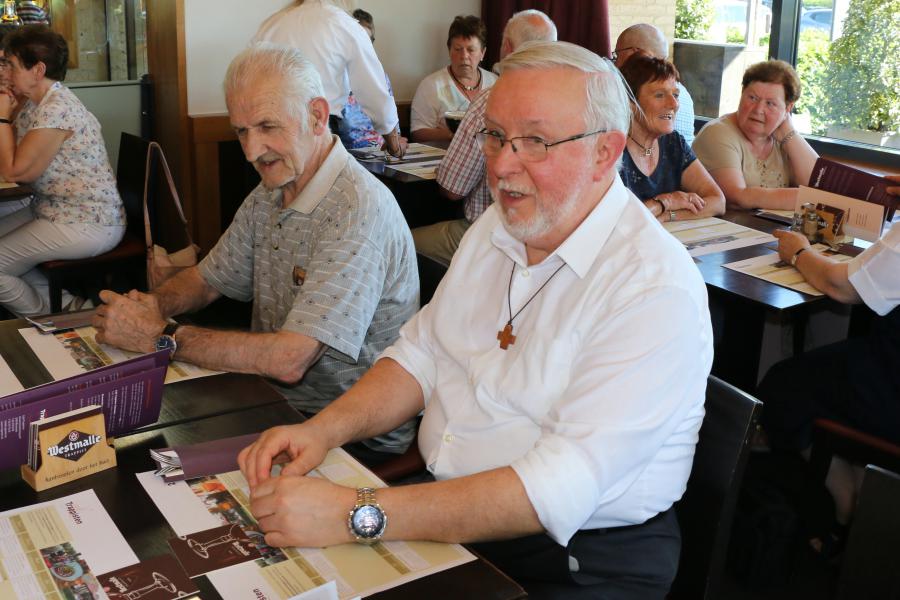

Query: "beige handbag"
left=144, top=141, right=199, bottom=290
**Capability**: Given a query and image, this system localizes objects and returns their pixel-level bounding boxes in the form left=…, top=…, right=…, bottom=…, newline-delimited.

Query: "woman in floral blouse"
left=0, top=25, right=124, bottom=316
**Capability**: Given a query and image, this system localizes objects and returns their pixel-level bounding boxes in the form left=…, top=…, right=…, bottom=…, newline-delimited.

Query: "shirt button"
left=443, top=434, right=454, bottom=443
left=272, top=244, right=279, bottom=250
left=521, top=269, right=530, bottom=278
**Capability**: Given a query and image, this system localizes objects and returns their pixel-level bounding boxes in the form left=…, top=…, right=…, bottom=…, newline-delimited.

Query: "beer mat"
left=168, top=523, right=263, bottom=578
left=98, top=554, right=198, bottom=599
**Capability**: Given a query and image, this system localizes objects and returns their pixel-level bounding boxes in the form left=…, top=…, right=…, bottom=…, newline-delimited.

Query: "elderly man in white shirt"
left=254, top=0, right=406, bottom=157
left=239, top=41, right=713, bottom=599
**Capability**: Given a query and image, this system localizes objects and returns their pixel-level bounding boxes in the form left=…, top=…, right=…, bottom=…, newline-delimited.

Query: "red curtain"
left=481, top=0, right=611, bottom=68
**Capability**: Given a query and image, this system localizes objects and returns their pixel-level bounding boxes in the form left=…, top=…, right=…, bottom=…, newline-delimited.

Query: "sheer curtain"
left=481, top=0, right=611, bottom=67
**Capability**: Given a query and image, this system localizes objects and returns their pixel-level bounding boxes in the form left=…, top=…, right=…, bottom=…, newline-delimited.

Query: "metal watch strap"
left=349, top=487, right=386, bottom=544
left=358, top=487, right=376, bottom=506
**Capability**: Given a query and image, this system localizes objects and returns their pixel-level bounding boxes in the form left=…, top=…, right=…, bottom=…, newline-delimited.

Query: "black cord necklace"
left=497, top=261, right=567, bottom=350
left=628, top=134, right=654, bottom=157
left=449, top=66, right=482, bottom=92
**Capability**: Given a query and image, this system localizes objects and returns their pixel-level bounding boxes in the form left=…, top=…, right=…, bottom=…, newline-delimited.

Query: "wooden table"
left=0, top=317, right=286, bottom=431
left=699, top=209, right=839, bottom=390
left=0, top=403, right=526, bottom=600
left=352, top=142, right=463, bottom=229
left=0, top=182, right=32, bottom=202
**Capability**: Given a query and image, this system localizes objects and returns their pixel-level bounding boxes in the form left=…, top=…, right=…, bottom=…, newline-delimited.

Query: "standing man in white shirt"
left=254, top=0, right=406, bottom=157
left=238, top=41, right=713, bottom=599
left=613, top=23, right=696, bottom=144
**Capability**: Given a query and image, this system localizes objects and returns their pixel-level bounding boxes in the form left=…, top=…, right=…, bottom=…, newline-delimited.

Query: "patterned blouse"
left=14, top=81, right=124, bottom=226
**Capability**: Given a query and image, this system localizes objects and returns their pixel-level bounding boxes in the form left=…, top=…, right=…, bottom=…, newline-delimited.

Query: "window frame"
left=765, top=0, right=899, bottom=166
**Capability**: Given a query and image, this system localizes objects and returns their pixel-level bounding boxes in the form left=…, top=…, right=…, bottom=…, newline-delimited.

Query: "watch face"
left=351, top=505, right=385, bottom=538
left=155, top=335, right=176, bottom=354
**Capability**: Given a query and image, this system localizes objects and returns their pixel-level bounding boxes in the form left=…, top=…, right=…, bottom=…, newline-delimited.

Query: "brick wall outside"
left=608, top=0, right=677, bottom=58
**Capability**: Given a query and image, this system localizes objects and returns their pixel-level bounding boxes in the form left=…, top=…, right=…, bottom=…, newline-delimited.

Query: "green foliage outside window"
left=794, top=30, right=831, bottom=135
left=819, top=0, right=900, bottom=132
left=725, top=27, right=746, bottom=43
left=675, top=0, right=715, bottom=39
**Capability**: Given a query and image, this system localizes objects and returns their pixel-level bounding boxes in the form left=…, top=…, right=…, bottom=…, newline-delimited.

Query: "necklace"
left=497, top=261, right=567, bottom=350
left=449, top=66, right=482, bottom=92
left=628, top=134, right=653, bottom=157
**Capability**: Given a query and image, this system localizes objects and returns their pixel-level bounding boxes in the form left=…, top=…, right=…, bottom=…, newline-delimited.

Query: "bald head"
left=614, top=23, right=668, bottom=66
left=500, top=9, right=557, bottom=58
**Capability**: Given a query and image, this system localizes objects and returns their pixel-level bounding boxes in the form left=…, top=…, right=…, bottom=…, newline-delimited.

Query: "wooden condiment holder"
left=21, top=411, right=116, bottom=492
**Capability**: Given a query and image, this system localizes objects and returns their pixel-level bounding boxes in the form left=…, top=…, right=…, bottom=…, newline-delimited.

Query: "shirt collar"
left=489, top=173, right=630, bottom=278
left=286, top=135, right=348, bottom=214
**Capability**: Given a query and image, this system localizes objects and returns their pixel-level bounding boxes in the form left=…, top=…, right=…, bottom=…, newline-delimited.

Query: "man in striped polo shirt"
left=94, top=44, right=419, bottom=462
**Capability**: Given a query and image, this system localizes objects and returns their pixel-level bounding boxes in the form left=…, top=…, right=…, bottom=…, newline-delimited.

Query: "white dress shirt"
left=382, top=175, right=713, bottom=545
left=848, top=223, right=900, bottom=316
left=254, top=1, right=399, bottom=134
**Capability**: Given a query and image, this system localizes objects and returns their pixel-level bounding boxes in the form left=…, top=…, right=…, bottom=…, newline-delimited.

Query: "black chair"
left=836, top=465, right=900, bottom=599
left=669, top=375, right=763, bottom=599
left=416, top=252, right=448, bottom=306
left=38, top=132, right=152, bottom=312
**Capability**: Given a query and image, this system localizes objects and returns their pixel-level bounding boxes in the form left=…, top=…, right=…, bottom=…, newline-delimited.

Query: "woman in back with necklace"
left=410, top=15, right=497, bottom=143
left=619, top=53, right=724, bottom=223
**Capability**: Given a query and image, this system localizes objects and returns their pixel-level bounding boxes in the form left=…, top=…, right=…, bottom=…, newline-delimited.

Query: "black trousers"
left=758, top=305, right=900, bottom=451
left=470, top=507, right=681, bottom=600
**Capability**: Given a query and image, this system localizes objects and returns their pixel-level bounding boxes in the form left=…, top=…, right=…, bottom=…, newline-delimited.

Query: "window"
left=13, top=0, right=148, bottom=83
left=788, top=0, right=899, bottom=151
left=676, top=0, right=900, bottom=159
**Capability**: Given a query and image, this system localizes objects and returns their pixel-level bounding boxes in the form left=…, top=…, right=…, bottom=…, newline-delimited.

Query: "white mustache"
left=254, top=152, right=281, bottom=166
left=497, top=181, right=534, bottom=196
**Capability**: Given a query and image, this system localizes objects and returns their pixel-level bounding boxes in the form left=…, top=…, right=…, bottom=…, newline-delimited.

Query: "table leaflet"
left=0, top=490, right=137, bottom=599
left=138, top=443, right=474, bottom=600
left=18, top=325, right=217, bottom=384
left=722, top=244, right=855, bottom=295
left=663, top=217, right=775, bottom=257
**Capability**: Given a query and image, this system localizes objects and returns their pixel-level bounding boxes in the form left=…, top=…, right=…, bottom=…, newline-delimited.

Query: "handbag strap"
left=143, top=141, right=194, bottom=251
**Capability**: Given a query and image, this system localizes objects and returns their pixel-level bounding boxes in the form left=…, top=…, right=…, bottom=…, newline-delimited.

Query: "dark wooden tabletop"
left=353, top=141, right=450, bottom=184
left=0, top=403, right=526, bottom=600
left=0, top=182, right=32, bottom=200
left=0, top=317, right=286, bottom=430
left=701, top=209, right=829, bottom=312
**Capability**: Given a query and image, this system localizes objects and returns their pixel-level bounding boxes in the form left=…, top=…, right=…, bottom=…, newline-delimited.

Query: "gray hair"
left=225, top=43, right=325, bottom=131
left=617, top=23, right=668, bottom=59
left=497, top=41, right=631, bottom=138
left=503, top=10, right=557, bottom=49
left=294, top=0, right=355, bottom=12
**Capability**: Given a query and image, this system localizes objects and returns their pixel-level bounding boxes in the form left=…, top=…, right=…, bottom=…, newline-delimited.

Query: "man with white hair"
left=94, top=44, right=419, bottom=462
left=239, top=41, right=712, bottom=598
left=254, top=0, right=406, bottom=157
left=614, top=23, right=696, bottom=144
left=416, top=9, right=557, bottom=266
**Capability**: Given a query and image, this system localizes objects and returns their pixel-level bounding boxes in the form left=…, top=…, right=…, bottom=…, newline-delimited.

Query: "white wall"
left=185, top=0, right=480, bottom=116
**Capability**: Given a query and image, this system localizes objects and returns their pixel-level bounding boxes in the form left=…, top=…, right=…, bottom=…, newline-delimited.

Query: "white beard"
left=491, top=182, right=581, bottom=244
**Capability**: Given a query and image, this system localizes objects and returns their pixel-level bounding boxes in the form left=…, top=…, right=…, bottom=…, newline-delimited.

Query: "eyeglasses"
left=610, top=46, right=638, bottom=61
left=474, top=128, right=607, bottom=162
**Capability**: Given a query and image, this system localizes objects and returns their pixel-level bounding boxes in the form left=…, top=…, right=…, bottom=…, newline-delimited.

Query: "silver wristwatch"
left=348, top=487, right=386, bottom=544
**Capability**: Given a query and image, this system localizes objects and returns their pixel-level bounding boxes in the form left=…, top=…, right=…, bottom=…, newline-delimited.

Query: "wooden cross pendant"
left=497, top=323, right=516, bottom=350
